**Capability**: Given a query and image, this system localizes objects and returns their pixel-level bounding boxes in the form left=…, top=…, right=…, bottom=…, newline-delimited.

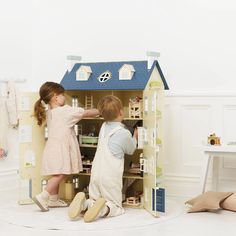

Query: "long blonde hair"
left=34, top=82, right=64, bottom=126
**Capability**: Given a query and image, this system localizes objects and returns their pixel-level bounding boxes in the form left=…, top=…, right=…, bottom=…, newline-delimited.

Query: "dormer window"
left=97, top=71, right=112, bottom=83
left=76, top=65, right=92, bottom=81
left=119, top=64, right=135, bottom=80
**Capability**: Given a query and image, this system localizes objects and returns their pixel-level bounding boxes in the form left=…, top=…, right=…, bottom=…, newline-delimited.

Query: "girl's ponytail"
left=34, top=99, right=46, bottom=126
left=34, top=81, right=65, bottom=126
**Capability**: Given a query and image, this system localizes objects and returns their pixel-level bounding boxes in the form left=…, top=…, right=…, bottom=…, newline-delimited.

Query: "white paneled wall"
left=0, top=96, right=18, bottom=194
left=164, top=92, right=236, bottom=197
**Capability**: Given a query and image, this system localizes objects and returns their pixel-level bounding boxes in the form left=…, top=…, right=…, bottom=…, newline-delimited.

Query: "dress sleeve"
left=64, top=105, right=85, bottom=126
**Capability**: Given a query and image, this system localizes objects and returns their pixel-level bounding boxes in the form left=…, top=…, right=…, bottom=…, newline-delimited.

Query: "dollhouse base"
left=0, top=199, right=183, bottom=231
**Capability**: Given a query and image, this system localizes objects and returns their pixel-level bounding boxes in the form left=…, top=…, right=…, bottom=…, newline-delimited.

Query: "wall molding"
left=165, top=174, right=236, bottom=198
left=0, top=168, right=18, bottom=193
left=0, top=168, right=18, bottom=176
left=165, top=90, right=236, bottom=97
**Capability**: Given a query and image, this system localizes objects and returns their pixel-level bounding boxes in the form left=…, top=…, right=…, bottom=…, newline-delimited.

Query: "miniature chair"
left=129, top=97, right=143, bottom=118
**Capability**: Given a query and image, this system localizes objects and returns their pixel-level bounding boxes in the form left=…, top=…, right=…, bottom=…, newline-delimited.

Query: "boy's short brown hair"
left=97, top=95, right=123, bottom=121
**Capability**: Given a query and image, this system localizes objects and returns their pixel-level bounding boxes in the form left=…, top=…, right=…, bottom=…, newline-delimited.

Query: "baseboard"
left=164, top=174, right=236, bottom=198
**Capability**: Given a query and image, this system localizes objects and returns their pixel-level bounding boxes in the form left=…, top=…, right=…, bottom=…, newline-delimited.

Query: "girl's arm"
left=82, top=109, right=99, bottom=118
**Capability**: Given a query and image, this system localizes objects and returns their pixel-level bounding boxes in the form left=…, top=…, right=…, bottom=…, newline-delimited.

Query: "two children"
left=33, top=83, right=137, bottom=222
left=68, top=95, right=138, bottom=222
left=33, top=82, right=99, bottom=211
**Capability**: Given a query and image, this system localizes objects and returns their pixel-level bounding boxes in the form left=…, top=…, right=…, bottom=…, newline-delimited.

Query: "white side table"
left=199, top=145, right=236, bottom=193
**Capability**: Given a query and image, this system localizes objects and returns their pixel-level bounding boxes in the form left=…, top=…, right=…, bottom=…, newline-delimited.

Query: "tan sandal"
left=68, top=192, right=86, bottom=220
left=84, top=198, right=106, bottom=223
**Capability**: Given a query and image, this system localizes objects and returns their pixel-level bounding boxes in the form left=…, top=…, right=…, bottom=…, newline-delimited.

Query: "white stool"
left=199, top=145, right=236, bottom=193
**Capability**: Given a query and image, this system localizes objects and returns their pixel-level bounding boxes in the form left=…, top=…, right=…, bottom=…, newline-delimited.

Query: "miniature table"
left=199, top=145, right=236, bottom=193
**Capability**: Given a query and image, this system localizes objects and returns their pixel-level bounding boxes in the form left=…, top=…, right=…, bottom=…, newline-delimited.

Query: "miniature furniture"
left=80, top=136, right=98, bottom=145
left=129, top=97, right=143, bottom=118
left=128, top=162, right=141, bottom=175
left=125, top=196, right=140, bottom=206
left=208, top=133, right=221, bottom=145
left=82, top=159, right=93, bottom=173
left=19, top=59, right=169, bottom=217
left=199, top=145, right=236, bottom=193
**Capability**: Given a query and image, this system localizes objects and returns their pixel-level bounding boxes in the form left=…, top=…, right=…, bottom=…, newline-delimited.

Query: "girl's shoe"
left=32, top=194, right=49, bottom=212
left=68, top=192, right=86, bottom=220
left=48, top=199, right=68, bottom=208
left=84, top=198, right=106, bottom=223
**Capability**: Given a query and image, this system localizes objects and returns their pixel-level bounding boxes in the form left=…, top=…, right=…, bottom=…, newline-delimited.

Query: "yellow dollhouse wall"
left=19, top=92, right=45, bottom=204
left=142, top=67, right=165, bottom=216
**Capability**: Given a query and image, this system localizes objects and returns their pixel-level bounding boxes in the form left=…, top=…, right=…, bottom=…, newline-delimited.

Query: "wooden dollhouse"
left=18, top=58, right=169, bottom=217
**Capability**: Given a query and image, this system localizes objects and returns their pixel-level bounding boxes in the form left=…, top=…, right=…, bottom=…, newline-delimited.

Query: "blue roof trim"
left=60, top=60, right=169, bottom=91
left=151, top=60, right=169, bottom=90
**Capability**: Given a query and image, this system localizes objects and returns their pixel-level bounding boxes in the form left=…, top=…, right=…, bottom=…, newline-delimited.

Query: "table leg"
left=212, top=156, right=220, bottom=191
left=199, top=153, right=211, bottom=193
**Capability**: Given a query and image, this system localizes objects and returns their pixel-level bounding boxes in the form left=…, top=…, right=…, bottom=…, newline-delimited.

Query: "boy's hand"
left=133, top=128, right=138, bottom=140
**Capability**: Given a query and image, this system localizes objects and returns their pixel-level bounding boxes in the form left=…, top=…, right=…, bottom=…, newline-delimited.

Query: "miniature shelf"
left=80, top=144, right=97, bottom=148
left=82, top=117, right=104, bottom=120
left=79, top=172, right=91, bottom=176
left=122, top=202, right=143, bottom=209
left=80, top=143, right=142, bottom=150
left=78, top=172, right=143, bottom=179
left=123, top=118, right=143, bottom=121
left=82, top=117, right=143, bottom=121
left=123, top=173, right=143, bottom=179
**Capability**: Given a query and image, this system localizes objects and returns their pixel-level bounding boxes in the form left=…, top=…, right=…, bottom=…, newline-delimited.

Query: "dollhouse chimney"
left=146, top=51, right=160, bottom=69
left=67, top=55, right=82, bottom=72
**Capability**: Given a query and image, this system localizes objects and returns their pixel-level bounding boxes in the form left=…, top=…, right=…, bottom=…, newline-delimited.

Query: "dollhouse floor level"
left=78, top=172, right=144, bottom=179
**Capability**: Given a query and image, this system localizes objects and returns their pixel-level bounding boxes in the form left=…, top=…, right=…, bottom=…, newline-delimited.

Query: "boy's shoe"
left=48, top=199, right=68, bottom=208
left=84, top=198, right=106, bottom=223
left=32, top=194, right=49, bottom=212
left=68, top=192, right=86, bottom=220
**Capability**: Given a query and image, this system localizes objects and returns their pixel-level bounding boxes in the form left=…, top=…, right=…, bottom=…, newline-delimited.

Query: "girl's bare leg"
left=46, top=174, right=65, bottom=195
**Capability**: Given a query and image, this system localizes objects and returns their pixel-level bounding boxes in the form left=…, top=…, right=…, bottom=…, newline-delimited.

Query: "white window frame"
left=97, top=71, right=112, bottom=83
left=76, top=65, right=92, bottom=81
left=119, top=64, right=135, bottom=80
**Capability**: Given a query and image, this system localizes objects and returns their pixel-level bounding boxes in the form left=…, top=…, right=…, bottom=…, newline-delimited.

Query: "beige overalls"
left=88, top=123, right=125, bottom=217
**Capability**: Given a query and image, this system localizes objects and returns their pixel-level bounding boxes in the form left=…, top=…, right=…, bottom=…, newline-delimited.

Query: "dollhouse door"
left=143, top=88, right=161, bottom=217
left=18, top=92, right=45, bottom=204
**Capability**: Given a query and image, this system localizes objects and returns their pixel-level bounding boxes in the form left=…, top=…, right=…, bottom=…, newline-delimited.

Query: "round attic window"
left=97, top=71, right=112, bottom=83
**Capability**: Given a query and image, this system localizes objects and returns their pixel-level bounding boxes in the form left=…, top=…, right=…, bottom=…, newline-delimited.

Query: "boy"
left=68, top=95, right=138, bottom=222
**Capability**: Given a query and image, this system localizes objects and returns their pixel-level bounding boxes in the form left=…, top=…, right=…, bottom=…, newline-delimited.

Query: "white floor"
left=0, top=190, right=235, bottom=236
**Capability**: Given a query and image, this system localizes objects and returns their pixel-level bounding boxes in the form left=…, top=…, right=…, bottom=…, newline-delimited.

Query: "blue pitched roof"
left=60, top=60, right=169, bottom=90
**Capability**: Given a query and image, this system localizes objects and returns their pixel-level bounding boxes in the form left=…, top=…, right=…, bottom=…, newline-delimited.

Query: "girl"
left=33, top=81, right=99, bottom=212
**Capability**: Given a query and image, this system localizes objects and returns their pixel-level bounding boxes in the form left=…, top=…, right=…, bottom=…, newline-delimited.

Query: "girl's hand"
left=83, top=109, right=99, bottom=118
